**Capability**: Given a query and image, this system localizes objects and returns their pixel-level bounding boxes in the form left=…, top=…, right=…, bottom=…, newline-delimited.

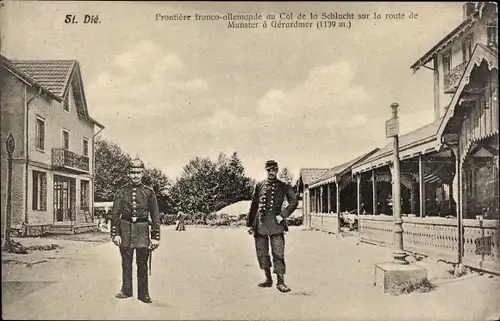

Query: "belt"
left=121, top=217, right=148, bottom=223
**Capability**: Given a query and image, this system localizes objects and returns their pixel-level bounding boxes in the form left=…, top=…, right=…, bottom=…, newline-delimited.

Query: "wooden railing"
left=462, top=219, right=499, bottom=274
left=359, top=215, right=394, bottom=247
left=358, top=215, right=500, bottom=274
left=310, top=213, right=339, bottom=234
left=402, top=217, right=459, bottom=263
left=444, top=61, right=468, bottom=93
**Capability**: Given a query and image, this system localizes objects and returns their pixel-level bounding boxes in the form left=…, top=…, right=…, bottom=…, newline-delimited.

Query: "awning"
left=352, top=119, right=442, bottom=174
left=308, top=148, right=379, bottom=188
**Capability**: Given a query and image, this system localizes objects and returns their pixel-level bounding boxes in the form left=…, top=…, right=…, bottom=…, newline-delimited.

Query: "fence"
left=358, top=215, right=499, bottom=274
left=310, top=213, right=339, bottom=234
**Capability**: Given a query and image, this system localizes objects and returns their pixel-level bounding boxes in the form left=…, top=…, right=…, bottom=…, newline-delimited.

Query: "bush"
left=207, top=216, right=231, bottom=227
left=160, top=213, right=177, bottom=225
left=389, top=278, right=435, bottom=296
left=230, top=220, right=247, bottom=228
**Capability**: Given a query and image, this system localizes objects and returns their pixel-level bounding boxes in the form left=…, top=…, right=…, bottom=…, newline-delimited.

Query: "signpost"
left=3, top=133, right=15, bottom=251
left=385, top=117, right=399, bottom=138
left=387, top=103, right=407, bottom=264
left=374, top=103, right=426, bottom=293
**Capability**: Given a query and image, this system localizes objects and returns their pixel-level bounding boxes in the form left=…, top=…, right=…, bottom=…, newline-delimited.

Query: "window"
left=462, top=37, right=473, bottom=63
left=63, top=92, right=70, bottom=112
left=35, top=116, right=45, bottom=150
left=443, top=51, right=452, bottom=76
left=32, top=171, right=47, bottom=211
left=82, top=138, right=89, bottom=157
left=80, top=180, right=90, bottom=208
left=62, top=129, right=70, bottom=150
left=487, top=24, right=498, bottom=47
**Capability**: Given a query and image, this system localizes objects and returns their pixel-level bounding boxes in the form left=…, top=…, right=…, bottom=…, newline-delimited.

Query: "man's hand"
left=112, top=236, right=122, bottom=246
left=150, top=239, right=159, bottom=250
left=276, top=215, right=284, bottom=224
left=247, top=227, right=254, bottom=235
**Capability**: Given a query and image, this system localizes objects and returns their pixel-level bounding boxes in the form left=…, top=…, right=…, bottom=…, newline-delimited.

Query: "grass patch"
left=25, top=244, right=59, bottom=251
left=389, top=278, right=436, bottom=296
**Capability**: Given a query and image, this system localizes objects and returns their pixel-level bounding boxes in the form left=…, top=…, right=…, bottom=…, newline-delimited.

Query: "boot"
left=276, top=274, right=290, bottom=293
left=138, top=295, right=152, bottom=304
left=258, top=268, right=273, bottom=287
left=115, top=291, right=132, bottom=299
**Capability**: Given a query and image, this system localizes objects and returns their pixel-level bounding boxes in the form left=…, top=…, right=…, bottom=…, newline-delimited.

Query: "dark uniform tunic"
left=247, top=178, right=298, bottom=274
left=110, top=183, right=160, bottom=298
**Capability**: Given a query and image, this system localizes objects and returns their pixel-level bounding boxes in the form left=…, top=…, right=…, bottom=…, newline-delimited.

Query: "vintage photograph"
left=1, top=1, right=499, bottom=320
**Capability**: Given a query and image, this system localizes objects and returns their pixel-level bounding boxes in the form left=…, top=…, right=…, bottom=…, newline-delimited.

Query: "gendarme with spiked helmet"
left=129, top=158, right=145, bottom=170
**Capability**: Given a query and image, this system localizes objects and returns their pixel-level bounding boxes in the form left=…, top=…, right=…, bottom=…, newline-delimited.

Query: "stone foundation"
left=374, top=262, right=428, bottom=293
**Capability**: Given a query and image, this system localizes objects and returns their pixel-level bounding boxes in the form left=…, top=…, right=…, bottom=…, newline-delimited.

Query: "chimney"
left=463, top=2, right=478, bottom=20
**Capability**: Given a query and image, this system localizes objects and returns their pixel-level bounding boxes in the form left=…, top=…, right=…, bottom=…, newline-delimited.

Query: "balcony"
left=52, top=148, right=89, bottom=173
left=444, top=61, right=468, bottom=94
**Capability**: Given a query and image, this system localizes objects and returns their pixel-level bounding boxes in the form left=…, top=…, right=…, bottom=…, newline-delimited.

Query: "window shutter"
left=41, top=173, right=47, bottom=211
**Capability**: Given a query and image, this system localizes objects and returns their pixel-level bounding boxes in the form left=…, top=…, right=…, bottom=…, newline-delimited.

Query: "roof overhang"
left=1, top=56, right=60, bottom=101
left=352, top=137, right=440, bottom=174
left=308, top=148, right=380, bottom=188
left=411, top=18, right=477, bottom=72
left=437, top=43, right=498, bottom=142
left=309, top=174, right=338, bottom=188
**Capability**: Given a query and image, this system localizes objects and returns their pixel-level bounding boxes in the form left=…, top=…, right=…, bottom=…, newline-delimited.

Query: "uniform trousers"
left=254, top=233, right=286, bottom=274
left=119, top=247, right=150, bottom=297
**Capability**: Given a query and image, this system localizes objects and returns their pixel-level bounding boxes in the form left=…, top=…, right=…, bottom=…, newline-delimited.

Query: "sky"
left=1, top=1, right=465, bottom=182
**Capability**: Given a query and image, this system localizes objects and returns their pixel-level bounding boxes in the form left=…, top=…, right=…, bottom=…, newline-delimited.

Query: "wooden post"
left=357, top=174, right=362, bottom=215
left=320, top=186, right=324, bottom=213
left=327, top=183, right=331, bottom=214
left=336, top=182, right=341, bottom=215
left=419, top=155, right=425, bottom=218
left=410, top=182, right=417, bottom=214
left=450, top=145, right=462, bottom=263
left=372, top=169, right=377, bottom=215
left=336, top=180, right=341, bottom=233
left=313, top=188, right=317, bottom=213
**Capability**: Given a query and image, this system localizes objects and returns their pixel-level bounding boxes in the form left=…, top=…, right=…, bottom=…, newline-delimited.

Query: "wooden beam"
left=320, top=186, right=324, bottom=213
left=372, top=169, right=377, bottom=215
left=336, top=182, right=340, bottom=215
left=357, top=174, right=361, bottom=215
left=419, top=155, right=425, bottom=217
left=327, top=184, right=331, bottom=214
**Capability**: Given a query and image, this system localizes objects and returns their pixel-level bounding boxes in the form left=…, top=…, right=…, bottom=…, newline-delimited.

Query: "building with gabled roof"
left=350, top=2, right=498, bottom=274
left=1, top=55, right=104, bottom=236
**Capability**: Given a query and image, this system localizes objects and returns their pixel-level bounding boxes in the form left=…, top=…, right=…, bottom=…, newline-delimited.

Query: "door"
left=53, top=175, right=76, bottom=222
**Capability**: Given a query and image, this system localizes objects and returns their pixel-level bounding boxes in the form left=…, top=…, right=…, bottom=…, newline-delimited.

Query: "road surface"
left=2, top=226, right=500, bottom=320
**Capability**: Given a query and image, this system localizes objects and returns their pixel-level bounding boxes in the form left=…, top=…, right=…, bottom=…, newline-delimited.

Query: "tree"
left=171, top=156, right=219, bottom=214
left=278, top=166, right=294, bottom=185
left=171, top=152, right=255, bottom=214
left=94, top=137, right=132, bottom=201
left=142, top=167, right=175, bottom=213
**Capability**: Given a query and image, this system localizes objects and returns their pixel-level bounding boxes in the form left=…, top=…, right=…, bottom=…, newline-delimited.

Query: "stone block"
left=374, top=262, right=428, bottom=293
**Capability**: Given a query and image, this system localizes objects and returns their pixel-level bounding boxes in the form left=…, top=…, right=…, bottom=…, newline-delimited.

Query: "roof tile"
left=10, top=60, right=76, bottom=98
left=299, top=168, right=329, bottom=185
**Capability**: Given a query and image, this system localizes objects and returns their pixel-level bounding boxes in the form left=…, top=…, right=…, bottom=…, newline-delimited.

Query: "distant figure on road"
left=110, top=158, right=161, bottom=304
left=176, top=211, right=187, bottom=231
left=246, top=160, right=298, bottom=293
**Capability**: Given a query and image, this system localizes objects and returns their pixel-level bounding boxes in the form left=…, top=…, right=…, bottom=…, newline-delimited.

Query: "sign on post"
left=385, top=117, right=399, bottom=138
left=6, top=133, right=15, bottom=155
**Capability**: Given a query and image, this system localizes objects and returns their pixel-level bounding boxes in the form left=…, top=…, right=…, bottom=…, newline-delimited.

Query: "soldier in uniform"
left=110, top=158, right=161, bottom=303
left=246, top=160, right=298, bottom=293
